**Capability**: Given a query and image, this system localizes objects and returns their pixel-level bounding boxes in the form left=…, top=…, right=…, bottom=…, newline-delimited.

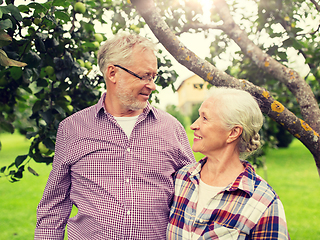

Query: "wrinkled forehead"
left=199, top=97, right=224, bottom=118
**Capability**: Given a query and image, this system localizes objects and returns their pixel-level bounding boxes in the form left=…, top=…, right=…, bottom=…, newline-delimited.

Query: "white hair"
left=207, top=87, right=264, bottom=157
left=97, top=32, right=157, bottom=79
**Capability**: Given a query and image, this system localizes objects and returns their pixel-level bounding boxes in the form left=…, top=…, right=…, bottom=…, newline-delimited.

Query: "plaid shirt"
left=35, top=93, right=195, bottom=240
left=167, top=158, right=290, bottom=240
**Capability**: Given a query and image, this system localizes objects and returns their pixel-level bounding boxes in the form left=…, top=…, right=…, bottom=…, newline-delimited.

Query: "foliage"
left=0, top=0, right=177, bottom=181
left=189, top=102, right=201, bottom=125
left=165, top=104, right=188, bottom=128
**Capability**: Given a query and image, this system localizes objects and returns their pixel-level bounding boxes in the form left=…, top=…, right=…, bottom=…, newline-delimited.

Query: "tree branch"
left=214, top=0, right=320, bottom=133
left=310, top=0, right=320, bottom=12
left=131, top=0, right=320, bottom=173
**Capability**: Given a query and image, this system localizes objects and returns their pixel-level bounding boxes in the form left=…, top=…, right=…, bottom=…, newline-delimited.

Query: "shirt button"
left=125, top=178, right=130, bottom=183
left=127, top=210, right=130, bottom=215
left=127, top=148, right=130, bottom=152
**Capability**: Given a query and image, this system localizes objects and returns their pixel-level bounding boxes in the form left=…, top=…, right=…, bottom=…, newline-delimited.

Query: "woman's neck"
left=200, top=153, right=245, bottom=187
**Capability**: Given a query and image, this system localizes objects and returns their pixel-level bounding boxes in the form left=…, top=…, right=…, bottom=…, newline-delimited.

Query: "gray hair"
left=97, top=32, right=157, bottom=78
left=207, top=87, right=264, bottom=157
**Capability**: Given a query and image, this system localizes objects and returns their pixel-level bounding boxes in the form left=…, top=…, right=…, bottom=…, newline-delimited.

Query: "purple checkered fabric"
left=34, top=92, right=195, bottom=240
left=167, top=158, right=290, bottom=240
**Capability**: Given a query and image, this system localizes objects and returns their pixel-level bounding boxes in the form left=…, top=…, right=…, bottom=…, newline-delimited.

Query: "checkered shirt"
left=34, top=92, right=195, bottom=240
left=167, top=158, right=290, bottom=240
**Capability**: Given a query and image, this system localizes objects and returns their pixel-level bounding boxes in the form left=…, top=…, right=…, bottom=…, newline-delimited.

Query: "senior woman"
left=167, top=87, right=289, bottom=240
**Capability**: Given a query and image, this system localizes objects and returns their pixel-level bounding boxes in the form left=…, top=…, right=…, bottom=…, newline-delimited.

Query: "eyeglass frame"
left=114, top=64, right=159, bottom=83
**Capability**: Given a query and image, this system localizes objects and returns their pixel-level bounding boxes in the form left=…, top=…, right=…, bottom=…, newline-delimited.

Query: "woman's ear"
left=106, top=65, right=117, bottom=83
left=227, top=125, right=243, bottom=144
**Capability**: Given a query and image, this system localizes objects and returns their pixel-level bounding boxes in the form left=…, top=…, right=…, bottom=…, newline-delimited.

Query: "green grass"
left=1, top=131, right=319, bottom=239
left=0, top=132, right=52, bottom=240
left=255, top=140, right=320, bottom=239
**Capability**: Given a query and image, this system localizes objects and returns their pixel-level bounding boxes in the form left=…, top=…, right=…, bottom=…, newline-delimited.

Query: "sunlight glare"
left=197, top=0, right=212, bottom=23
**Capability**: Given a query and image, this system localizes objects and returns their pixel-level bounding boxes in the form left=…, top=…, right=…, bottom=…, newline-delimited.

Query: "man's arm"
left=34, top=121, right=73, bottom=240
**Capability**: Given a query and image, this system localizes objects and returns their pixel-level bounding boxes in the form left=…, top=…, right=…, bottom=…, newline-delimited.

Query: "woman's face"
left=190, top=98, right=231, bottom=156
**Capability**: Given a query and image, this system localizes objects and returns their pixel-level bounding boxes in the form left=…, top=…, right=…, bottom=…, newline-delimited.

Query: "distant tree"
left=190, top=103, right=201, bottom=125
left=166, top=104, right=188, bottom=128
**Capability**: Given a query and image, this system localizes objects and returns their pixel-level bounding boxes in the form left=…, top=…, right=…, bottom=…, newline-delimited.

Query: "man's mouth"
left=140, top=92, right=151, bottom=98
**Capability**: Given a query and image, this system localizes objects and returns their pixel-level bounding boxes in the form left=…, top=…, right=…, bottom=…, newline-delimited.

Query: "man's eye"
left=144, top=73, right=152, bottom=78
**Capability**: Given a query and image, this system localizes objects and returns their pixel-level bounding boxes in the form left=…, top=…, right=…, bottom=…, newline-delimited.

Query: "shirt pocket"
left=201, top=223, right=240, bottom=240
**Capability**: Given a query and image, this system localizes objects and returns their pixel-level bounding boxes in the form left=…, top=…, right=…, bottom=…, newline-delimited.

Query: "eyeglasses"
left=114, top=64, right=159, bottom=83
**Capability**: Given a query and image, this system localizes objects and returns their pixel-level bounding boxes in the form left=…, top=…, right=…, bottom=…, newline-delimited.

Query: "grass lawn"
left=1, top=131, right=319, bottom=239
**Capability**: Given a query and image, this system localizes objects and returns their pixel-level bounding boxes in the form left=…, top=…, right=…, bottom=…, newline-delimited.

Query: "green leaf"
left=17, top=5, right=30, bottom=13
left=0, top=6, right=10, bottom=15
left=0, top=19, right=12, bottom=30
left=14, top=165, right=24, bottom=178
left=278, top=52, right=287, bottom=61
left=40, top=110, right=53, bottom=125
left=6, top=4, right=23, bottom=21
left=9, top=66, right=23, bottom=80
left=43, top=138, right=55, bottom=151
left=10, top=175, right=19, bottom=182
left=27, top=166, right=39, bottom=176
left=292, top=39, right=303, bottom=50
left=54, top=10, right=70, bottom=23
left=28, top=2, right=47, bottom=13
left=0, top=121, right=14, bottom=133
left=33, top=152, right=53, bottom=164
left=15, top=154, right=28, bottom=168
left=7, top=163, right=15, bottom=173
left=32, top=100, right=42, bottom=113
left=53, top=0, right=71, bottom=7
left=36, top=78, right=48, bottom=87
left=21, top=86, right=33, bottom=94
left=35, top=37, right=46, bottom=53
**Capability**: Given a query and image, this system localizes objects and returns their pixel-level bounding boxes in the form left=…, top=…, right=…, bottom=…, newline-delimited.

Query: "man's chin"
left=127, top=101, right=147, bottom=111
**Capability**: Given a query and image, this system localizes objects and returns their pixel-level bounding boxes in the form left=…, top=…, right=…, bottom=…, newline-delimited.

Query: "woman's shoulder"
left=175, top=159, right=205, bottom=180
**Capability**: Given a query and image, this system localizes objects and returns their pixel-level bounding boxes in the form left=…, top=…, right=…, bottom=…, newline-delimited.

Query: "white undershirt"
left=191, top=179, right=225, bottom=240
left=114, top=115, right=139, bottom=138
left=196, top=179, right=225, bottom=217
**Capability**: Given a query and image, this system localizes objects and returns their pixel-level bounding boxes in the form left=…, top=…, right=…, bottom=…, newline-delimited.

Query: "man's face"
left=115, top=46, right=157, bottom=112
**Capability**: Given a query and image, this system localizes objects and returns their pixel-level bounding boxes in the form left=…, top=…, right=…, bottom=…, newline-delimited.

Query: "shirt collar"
left=187, top=157, right=256, bottom=197
left=94, top=92, right=158, bottom=120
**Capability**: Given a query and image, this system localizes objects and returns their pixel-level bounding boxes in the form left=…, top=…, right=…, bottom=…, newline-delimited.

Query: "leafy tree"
left=189, top=102, right=201, bottom=125
left=1, top=0, right=320, bottom=180
left=166, top=104, right=188, bottom=128
left=0, top=0, right=176, bottom=181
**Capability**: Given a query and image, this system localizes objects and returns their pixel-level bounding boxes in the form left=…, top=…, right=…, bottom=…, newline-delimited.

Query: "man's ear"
left=227, top=125, right=243, bottom=144
left=106, top=65, right=117, bottom=83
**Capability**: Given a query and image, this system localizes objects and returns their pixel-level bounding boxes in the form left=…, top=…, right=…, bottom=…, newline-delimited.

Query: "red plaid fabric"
left=167, top=158, right=290, bottom=240
left=35, top=92, right=195, bottom=240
